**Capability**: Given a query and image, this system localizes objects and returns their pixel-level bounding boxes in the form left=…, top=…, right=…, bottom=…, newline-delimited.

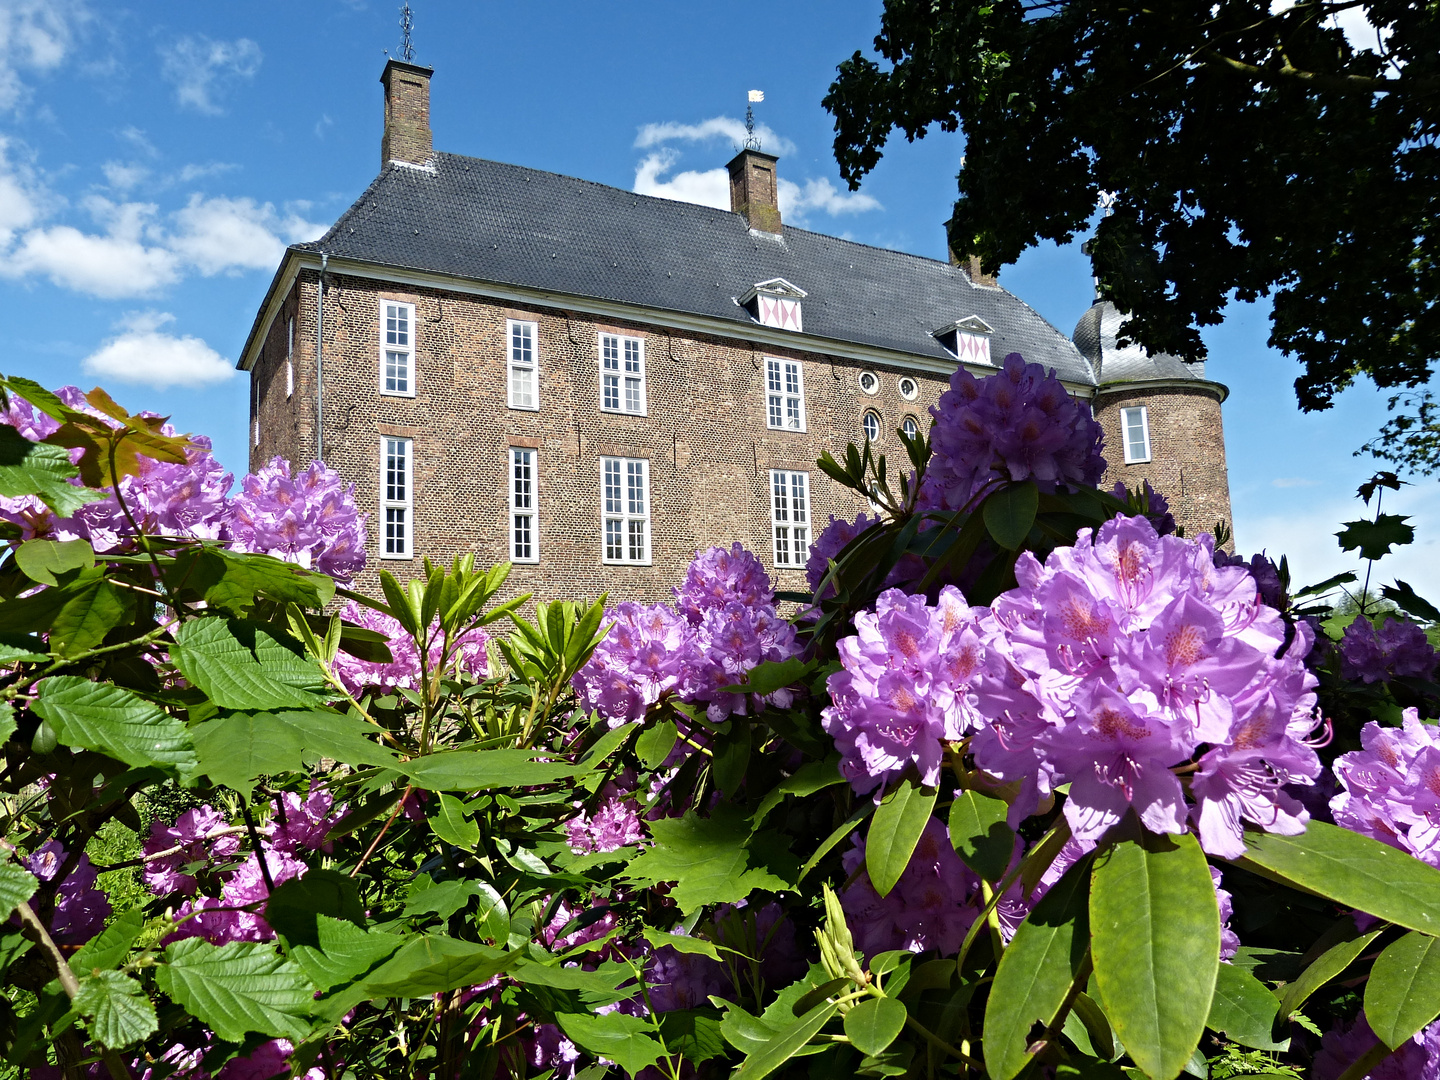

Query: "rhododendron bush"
left=2, top=368, right=1440, bottom=1080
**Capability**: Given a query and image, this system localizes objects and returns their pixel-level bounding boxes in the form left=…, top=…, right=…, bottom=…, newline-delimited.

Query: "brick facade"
left=252, top=273, right=948, bottom=601
left=380, top=61, right=433, bottom=169
left=1094, top=385, right=1234, bottom=546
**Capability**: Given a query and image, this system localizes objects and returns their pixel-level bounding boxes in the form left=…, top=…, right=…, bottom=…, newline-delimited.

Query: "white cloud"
left=5, top=198, right=179, bottom=297
left=102, top=160, right=148, bottom=191
left=778, top=177, right=881, bottom=219
left=0, top=0, right=87, bottom=112
left=81, top=311, right=234, bottom=389
left=176, top=161, right=237, bottom=183
left=635, top=116, right=796, bottom=158
left=169, top=194, right=323, bottom=275
left=159, top=34, right=262, bottom=115
left=633, top=150, right=730, bottom=210
left=0, top=138, right=39, bottom=243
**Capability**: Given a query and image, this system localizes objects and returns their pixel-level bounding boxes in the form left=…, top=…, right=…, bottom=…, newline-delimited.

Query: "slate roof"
left=1073, top=300, right=1208, bottom=384
left=289, top=153, right=1097, bottom=386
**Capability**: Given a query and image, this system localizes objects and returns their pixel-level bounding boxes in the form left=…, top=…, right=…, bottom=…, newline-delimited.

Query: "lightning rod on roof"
left=398, top=3, right=415, bottom=63
left=744, top=90, right=764, bottom=151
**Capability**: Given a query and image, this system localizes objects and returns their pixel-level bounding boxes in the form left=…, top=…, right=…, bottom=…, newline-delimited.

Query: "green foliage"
left=155, top=939, right=315, bottom=1043
left=949, top=787, right=1016, bottom=882
left=866, top=774, right=938, bottom=897
left=1336, top=514, right=1415, bottom=561
left=625, top=805, right=797, bottom=913
left=32, top=677, right=197, bottom=774
left=73, top=970, right=157, bottom=1050
left=1206, top=962, right=1285, bottom=1052
left=1364, top=931, right=1440, bottom=1049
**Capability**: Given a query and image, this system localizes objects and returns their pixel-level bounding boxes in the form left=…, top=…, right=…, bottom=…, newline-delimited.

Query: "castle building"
left=239, top=61, right=1232, bottom=598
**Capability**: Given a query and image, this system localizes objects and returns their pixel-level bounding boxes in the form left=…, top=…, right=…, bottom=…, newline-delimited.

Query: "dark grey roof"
left=296, top=153, right=1096, bottom=385
left=1073, top=300, right=1207, bottom=384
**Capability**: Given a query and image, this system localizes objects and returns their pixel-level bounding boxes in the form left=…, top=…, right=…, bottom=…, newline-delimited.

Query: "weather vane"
left=744, top=90, right=764, bottom=151
left=399, top=3, right=415, bottom=63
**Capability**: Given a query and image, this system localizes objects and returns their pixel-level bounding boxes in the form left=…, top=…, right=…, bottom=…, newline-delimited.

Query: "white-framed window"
left=765, top=358, right=806, bottom=431
left=601, top=456, right=650, bottom=564
left=1121, top=406, right=1152, bottom=464
left=380, top=300, right=416, bottom=397
left=770, top=471, right=810, bottom=567
left=286, top=317, right=295, bottom=398
left=508, top=319, right=539, bottom=410
left=862, top=411, right=881, bottom=442
left=381, top=436, right=414, bottom=559
left=858, top=370, right=879, bottom=395
left=600, top=334, right=645, bottom=415
left=510, top=448, right=538, bottom=563
left=901, top=415, right=920, bottom=439
left=898, top=376, right=919, bottom=401
left=252, top=419, right=259, bottom=448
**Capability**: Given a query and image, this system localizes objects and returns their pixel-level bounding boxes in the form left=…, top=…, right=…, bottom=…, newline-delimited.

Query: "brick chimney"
left=727, top=149, right=782, bottom=234
left=381, top=59, right=434, bottom=169
left=945, top=217, right=998, bottom=285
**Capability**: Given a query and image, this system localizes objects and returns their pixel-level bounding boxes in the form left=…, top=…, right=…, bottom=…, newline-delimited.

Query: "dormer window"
left=740, top=278, right=807, bottom=332
left=933, top=315, right=995, bottom=365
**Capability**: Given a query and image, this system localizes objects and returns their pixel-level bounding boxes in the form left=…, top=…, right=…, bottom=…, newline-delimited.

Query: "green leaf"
left=983, top=481, right=1040, bottom=550
left=714, top=717, right=752, bottom=796
left=949, top=788, right=1016, bottom=882
left=403, top=876, right=486, bottom=921
left=1336, top=514, right=1414, bottom=560
left=194, top=548, right=335, bottom=616
left=641, top=928, right=722, bottom=961
left=50, top=579, right=129, bottom=658
left=657, top=1009, right=728, bottom=1064
left=0, top=861, right=39, bottom=921
left=156, top=938, right=314, bottom=1043
left=636, top=720, right=679, bottom=769
left=1277, top=930, right=1381, bottom=1020
left=402, top=748, right=577, bottom=791
left=557, top=1010, right=664, bottom=1076
left=866, top=775, right=938, bottom=898
left=1364, top=931, right=1440, bottom=1049
left=719, top=657, right=813, bottom=696
left=1207, top=961, right=1286, bottom=1051
left=291, top=916, right=403, bottom=992
left=732, top=1002, right=839, bottom=1080
left=0, top=702, right=12, bottom=745
left=0, top=425, right=104, bottom=516
left=264, top=870, right=365, bottom=949
left=191, top=709, right=396, bottom=799
left=15, top=539, right=94, bottom=586
left=170, top=618, right=328, bottom=710
left=753, top=757, right=844, bottom=829
left=1382, top=581, right=1440, bottom=625
left=0, top=635, right=46, bottom=664
left=1235, top=821, right=1440, bottom=934
left=74, top=970, right=157, bottom=1050
left=984, top=852, right=1093, bottom=1080
left=360, top=935, right=519, bottom=997
left=511, top=959, right=631, bottom=1005
left=625, top=805, right=797, bottom=913
left=32, top=676, right=196, bottom=773
left=1090, top=832, right=1219, bottom=1080
left=70, top=909, right=146, bottom=977
left=430, top=792, right=480, bottom=850
left=844, top=996, right=907, bottom=1057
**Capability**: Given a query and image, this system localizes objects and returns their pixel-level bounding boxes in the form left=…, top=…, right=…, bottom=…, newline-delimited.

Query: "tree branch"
left=1200, top=47, right=1430, bottom=95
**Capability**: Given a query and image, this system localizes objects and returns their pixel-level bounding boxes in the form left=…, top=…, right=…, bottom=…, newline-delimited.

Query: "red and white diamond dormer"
left=933, top=314, right=995, bottom=366
left=740, top=278, right=807, bottom=333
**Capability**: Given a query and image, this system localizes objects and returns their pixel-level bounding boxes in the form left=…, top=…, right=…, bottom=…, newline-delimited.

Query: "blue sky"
left=1, top=0, right=1433, bottom=594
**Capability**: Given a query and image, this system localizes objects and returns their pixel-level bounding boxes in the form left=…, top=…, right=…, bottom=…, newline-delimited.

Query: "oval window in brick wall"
left=862, top=411, right=881, bottom=442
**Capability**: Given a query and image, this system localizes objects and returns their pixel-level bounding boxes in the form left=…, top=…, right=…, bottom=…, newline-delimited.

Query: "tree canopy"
left=824, top=0, right=1440, bottom=461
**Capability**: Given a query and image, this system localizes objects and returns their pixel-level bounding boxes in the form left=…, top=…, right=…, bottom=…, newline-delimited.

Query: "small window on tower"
left=380, top=436, right=414, bottom=559
left=508, top=320, right=539, bottom=410
left=599, top=334, right=646, bottom=415
left=1121, top=406, right=1152, bottom=464
left=898, top=376, right=919, bottom=401
left=764, top=358, right=806, bottom=432
left=858, top=371, right=879, bottom=395
left=601, top=456, right=650, bottom=564
left=902, top=415, right=920, bottom=440
left=510, top=448, right=538, bottom=563
left=862, top=411, right=881, bottom=442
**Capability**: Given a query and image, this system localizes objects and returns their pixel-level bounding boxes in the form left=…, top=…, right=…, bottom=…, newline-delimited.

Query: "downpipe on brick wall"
left=316, top=251, right=327, bottom=463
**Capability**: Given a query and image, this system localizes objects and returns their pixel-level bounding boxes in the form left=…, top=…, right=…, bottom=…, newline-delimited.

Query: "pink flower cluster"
left=821, top=586, right=990, bottom=794
left=918, top=354, right=1106, bottom=513
left=25, top=840, right=111, bottom=944
left=228, top=457, right=366, bottom=580
left=805, top=513, right=880, bottom=597
left=329, top=599, right=490, bottom=696
left=1339, top=617, right=1439, bottom=685
left=565, top=795, right=646, bottom=854
left=1331, top=710, right=1440, bottom=867
left=1315, top=1012, right=1440, bottom=1080
left=142, top=805, right=244, bottom=896
left=573, top=545, right=800, bottom=725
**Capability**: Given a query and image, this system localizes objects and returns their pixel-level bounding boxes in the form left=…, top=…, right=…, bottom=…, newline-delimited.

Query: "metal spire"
left=398, top=3, right=415, bottom=63
left=744, top=89, right=764, bottom=151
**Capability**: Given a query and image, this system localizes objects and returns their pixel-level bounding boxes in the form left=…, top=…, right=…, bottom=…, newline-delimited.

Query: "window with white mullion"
left=510, top=448, right=538, bottom=562
left=1121, top=406, right=1152, bottom=464
left=764, top=358, right=806, bottom=431
left=600, top=334, right=645, bottom=414
left=601, top=456, right=650, bottom=564
left=508, top=320, right=539, bottom=410
left=770, top=470, right=810, bottom=567
left=380, top=436, right=414, bottom=559
left=380, top=300, right=416, bottom=396
left=285, top=317, right=295, bottom=398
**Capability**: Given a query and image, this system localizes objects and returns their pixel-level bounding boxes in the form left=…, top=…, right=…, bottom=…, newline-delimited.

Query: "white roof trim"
left=932, top=315, right=995, bottom=338
left=738, top=277, right=808, bottom=305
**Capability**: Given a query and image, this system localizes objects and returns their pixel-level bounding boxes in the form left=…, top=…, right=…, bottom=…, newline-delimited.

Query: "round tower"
left=1073, top=300, right=1233, bottom=544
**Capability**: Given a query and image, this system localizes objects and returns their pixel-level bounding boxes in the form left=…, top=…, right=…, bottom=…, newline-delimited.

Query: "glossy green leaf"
left=430, top=792, right=480, bottom=850
left=557, top=1010, right=664, bottom=1075
left=290, top=916, right=402, bottom=993
left=156, top=938, right=314, bottom=1043
left=74, top=970, right=157, bottom=1049
left=170, top=618, right=327, bottom=710
left=32, top=676, right=196, bottom=773
left=1277, top=930, right=1381, bottom=1020
left=984, top=852, right=1093, bottom=1080
left=193, top=548, right=335, bottom=616
left=844, top=996, right=907, bottom=1057
left=0, top=861, right=39, bottom=921
left=636, top=720, right=679, bottom=769
left=867, top=775, right=938, bottom=897
left=641, top=928, right=721, bottom=961
left=0, top=635, right=46, bottom=664
left=753, top=757, right=844, bottom=829
left=983, top=481, right=1040, bottom=550
left=1365, top=931, right=1440, bottom=1049
left=719, top=657, right=812, bottom=696
left=402, top=748, right=576, bottom=791
left=713, top=717, right=752, bottom=796
left=1236, top=822, right=1440, bottom=934
left=403, top=876, right=487, bottom=921
left=626, top=805, right=798, bottom=913
left=0, top=425, right=103, bottom=516
left=1207, top=960, right=1286, bottom=1051
left=1090, top=832, right=1219, bottom=1080
left=657, top=1009, right=728, bottom=1065
left=732, top=1001, right=839, bottom=1080
left=265, top=870, right=364, bottom=950
left=190, top=709, right=396, bottom=800
left=360, top=934, right=519, bottom=997
left=70, top=909, right=146, bottom=977
left=50, top=579, right=129, bottom=657
left=949, top=788, right=1016, bottom=882
left=15, top=538, right=94, bottom=585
